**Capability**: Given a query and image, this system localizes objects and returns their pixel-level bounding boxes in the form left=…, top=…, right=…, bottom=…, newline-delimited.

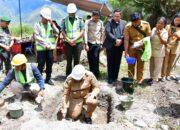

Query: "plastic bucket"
left=126, top=57, right=136, bottom=64
left=120, top=95, right=134, bottom=110
left=121, top=77, right=135, bottom=94
left=7, top=103, right=23, bottom=119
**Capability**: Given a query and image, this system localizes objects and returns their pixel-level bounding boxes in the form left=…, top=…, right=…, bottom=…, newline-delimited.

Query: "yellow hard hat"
left=11, top=53, right=28, bottom=66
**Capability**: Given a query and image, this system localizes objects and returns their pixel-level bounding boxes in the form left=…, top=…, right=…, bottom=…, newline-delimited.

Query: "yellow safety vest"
left=64, top=17, right=83, bottom=43
left=14, top=63, right=35, bottom=85
left=36, top=22, right=56, bottom=51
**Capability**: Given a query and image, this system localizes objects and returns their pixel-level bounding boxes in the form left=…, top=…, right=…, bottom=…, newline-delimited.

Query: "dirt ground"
left=0, top=51, right=180, bottom=130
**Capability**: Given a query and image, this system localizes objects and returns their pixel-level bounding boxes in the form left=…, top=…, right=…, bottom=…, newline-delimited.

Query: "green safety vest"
left=35, top=22, right=56, bottom=51
left=64, top=16, right=83, bottom=43
left=14, top=63, right=35, bottom=85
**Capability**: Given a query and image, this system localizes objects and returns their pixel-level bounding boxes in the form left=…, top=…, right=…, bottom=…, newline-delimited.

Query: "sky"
left=1, top=0, right=108, bottom=13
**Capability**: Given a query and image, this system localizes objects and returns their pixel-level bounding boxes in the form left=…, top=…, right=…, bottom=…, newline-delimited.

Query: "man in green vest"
left=34, top=7, right=59, bottom=85
left=61, top=3, right=85, bottom=76
left=0, top=16, right=14, bottom=74
left=0, top=54, right=45, bottom=103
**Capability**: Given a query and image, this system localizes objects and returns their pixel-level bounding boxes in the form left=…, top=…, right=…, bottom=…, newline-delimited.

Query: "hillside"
left=0, top=0, right=107, bottom=25
left=23, top=4, right=67, bottom=25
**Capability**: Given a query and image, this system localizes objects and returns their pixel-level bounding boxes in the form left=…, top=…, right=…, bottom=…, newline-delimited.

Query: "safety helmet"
left=67, top=3, right=77, bottom=13
left=0, top=16, right=11, bottom=23
left=130, top=12, right=141, bottom=21
left=40, top=7, right=52, bottom=20
left=70, top=64, right=85, bottom=80
left=11, top=54, right=28, bottom=66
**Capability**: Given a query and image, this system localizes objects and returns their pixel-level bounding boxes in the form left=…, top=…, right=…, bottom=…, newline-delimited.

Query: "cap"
left=0, top=16, right=11, bottom=22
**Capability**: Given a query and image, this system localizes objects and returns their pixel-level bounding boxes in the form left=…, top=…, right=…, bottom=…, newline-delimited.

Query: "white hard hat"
left=40, top=7, right=51, bottom=20
left=67, top=3, right=77, bottom=13
left=70, top=64, right=85, bottom=80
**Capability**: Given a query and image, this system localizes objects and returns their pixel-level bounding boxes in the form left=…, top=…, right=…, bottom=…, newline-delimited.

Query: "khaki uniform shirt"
left=62, top=70, right=100, bottom=107
left=165, top=25, right=180, bottom=54
left=124, top=20, right=151, bottom=49
left=151, top=27, right=168, bottom=57
left=84, top=19, right=104, bottom=44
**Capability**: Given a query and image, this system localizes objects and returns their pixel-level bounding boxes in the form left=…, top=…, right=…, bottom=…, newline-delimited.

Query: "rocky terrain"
left=0, top=51, right=180, bottom=130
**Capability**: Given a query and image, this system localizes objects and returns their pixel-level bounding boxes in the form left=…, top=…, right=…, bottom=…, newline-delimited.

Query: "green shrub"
left=10, top=24, right=34, bottom=37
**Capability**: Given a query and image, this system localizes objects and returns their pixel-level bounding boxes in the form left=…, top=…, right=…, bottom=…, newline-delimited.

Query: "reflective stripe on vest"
left=14, top=63, right=35, bottom=85
left=36, top=22, right=56, bottom=51
left=65, top=17, right=83, bottom=43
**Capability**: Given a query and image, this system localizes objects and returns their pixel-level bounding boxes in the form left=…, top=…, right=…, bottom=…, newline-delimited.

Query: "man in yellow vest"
left=61, top=3, right=85, bottom=76
left=34, top=7, right=59, bottom=85
left=0, top=54, right=45, bottom=103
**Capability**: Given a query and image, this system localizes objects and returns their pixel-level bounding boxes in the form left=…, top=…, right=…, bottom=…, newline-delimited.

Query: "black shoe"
left=84, top=117, right=92, bottom=124
left=45, top=79, right=54, bottom=85
left=108, top=79, right=113, bottom=84
left=147, top=79, right=153, bottom=85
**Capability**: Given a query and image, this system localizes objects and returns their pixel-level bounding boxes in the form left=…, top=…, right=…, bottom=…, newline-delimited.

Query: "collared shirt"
left=151, top=27, right=168, bottom=57
left=84, top=19, right=104, bottom=44
left=165, top=24, right=180, bottom=54
left=0, top=64, right=45, bottom=93
left=124, top=20, right=151, bottom=46
left=62, top=70, right=100, bottom=108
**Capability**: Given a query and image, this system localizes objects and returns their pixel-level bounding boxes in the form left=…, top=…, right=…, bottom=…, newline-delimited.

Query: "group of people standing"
left=0, top=2, right=180, bottom=124
left=1, top=3, right=179, bottom=85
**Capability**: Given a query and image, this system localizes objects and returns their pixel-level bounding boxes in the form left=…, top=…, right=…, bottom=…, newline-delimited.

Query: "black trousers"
left=65, top=42, right=83, bottom=76
left=37, top=50, right=53, bottom=81
left=87, top=42, right=101, bottom=79
left=0, top=52, right=11, bottom=74
left=106, top=46, right=123, bottom=82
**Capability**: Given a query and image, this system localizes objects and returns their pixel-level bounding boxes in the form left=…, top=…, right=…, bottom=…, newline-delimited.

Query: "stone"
left=134, top=120, right=147, bottom=128
left=161, top=125, right=169, bottom=130
left=0, top=98, right=5, bottom=107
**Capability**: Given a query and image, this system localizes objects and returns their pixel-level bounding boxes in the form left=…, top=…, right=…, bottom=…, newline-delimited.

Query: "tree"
left=132, top=0, right=179, bottom=27
left=108, top=0, right=180, bottom=27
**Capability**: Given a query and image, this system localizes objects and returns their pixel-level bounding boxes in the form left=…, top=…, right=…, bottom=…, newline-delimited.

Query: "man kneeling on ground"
left=61, top=64, right=100, bottom=124
left=0, top=54, right=45, bottom=103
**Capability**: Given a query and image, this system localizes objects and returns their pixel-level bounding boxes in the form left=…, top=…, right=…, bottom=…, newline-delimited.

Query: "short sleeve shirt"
left=124, top=20, right=151, bottom=46
left=151, top=27, right=168, bottom=57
